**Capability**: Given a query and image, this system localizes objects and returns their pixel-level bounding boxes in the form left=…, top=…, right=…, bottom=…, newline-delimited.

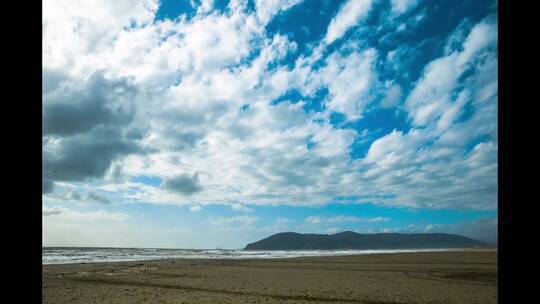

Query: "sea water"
left=42, top=247, right=461, bottom=265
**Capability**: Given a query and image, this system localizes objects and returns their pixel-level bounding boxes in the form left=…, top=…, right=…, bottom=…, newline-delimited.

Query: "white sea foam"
left=42, top=247, right=463, bottom=265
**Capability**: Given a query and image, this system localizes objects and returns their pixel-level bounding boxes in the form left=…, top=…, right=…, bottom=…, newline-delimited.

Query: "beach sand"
left=42, top=250, right=497, bottom=304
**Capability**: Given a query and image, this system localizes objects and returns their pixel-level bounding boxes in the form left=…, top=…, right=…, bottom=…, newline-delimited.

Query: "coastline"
left=43, top=250, right=497, bottom=304
left=42, top=246, right=495, bottom=265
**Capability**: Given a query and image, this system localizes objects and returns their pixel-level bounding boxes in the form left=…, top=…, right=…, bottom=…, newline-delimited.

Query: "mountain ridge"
left=244, top=231, right=486, bottom=250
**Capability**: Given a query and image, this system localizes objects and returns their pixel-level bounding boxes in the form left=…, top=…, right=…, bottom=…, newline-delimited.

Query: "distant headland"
left=244, top=231, right=487, bottom=250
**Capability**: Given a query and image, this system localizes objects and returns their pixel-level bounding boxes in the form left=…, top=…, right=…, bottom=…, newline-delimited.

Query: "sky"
left=42, top=0, right=498, bottom=249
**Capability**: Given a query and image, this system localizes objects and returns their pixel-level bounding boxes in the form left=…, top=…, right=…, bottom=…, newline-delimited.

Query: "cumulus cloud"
left=255, top=0, right=305, bottom=25
left=306, top=216, right=322, bottom=224
left=405, top=19, right=497, bottom=129
left=43, top=73, right=136, bottom=137
left=42, top=72, right=144, bottom=185
left=42, top=206, right=130, bottom=221
left=390, top=0, right=420, bottom=15
left=317, top=48, right=378, bottom=120
left=86, top=191, right=112, bottom=204
left=325, top=0, right=374, bottom=44
left=365, top=217, right=391, bottom=223
left=380, top=83, right=402, bottom=108
left=306, top=215, right=390, bottom=225
left=231, top=203, right=253, bottom=212
left=211, top=215, right=258, bottom=226
left=195, top=0, right=215, bottom=15
left=42, top=206, right=67, bottom=216
left=43, top=0, right=158, bottom=82
left=190, top=205, right=202, bottom=212
left=355, top=17, right=498, bottom=210
left=42, top=127, right=142, bottom=182
left=50, top=190, right=82, bottom=201
left=42, top=0, right=497, bottom=214
left=161, top=173, right=203, bottom=196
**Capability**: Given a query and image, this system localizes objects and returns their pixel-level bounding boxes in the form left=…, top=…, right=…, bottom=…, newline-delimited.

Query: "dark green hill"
left=244, top=231, right=486, bottom=250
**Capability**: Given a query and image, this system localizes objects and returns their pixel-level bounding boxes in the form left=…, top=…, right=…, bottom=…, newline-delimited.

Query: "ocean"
left=42, top=247, right=461, bottom=265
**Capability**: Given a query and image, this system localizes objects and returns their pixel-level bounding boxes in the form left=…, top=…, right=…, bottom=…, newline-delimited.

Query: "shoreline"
left=43, top=247, right=496, bottom=266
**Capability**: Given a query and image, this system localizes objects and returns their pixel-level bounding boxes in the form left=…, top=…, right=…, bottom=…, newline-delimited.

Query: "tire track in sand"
left=62, top=277, right=426, bottom=304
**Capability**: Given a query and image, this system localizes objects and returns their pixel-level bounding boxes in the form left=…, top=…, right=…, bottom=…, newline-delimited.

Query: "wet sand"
left=42, top=250, right=497, bottom=304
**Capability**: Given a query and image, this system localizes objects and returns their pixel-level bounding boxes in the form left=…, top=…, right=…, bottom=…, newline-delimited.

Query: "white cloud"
left=306, top=216, right=322, bottom=224
left=42, top=206, right=130, bottom=221
left=231, top=203, right=253, bottom=212
left=405, top=19, right=497, bottom=129
left=47, top=189, right=81, bottom=202
left=366, top=217, right=391, bottom=223
left=42, top=206, right=68, bottom=216
left=306, top=215, right=390, bottom=225
left=351, top=18, right=498, bottom=211
left=381, top=228, right=400, bottom=233
left=195, top=0, right=215, bottom=15
left=43, top=1, right=497, bottom=214
left=390, top=0, right=420, bottom=15
left=43, top=0, right=158, bottom=76
left=381, top=82, right=402, bottom=108
left=190, top=205, right=202, bottom=212
left=211, top=215, right=259, bottom=226
left=325, top=0, right=373, bottom=44
left=318, top=48, right=377, bottom=120
left=255, top=0, right=305, bottom=25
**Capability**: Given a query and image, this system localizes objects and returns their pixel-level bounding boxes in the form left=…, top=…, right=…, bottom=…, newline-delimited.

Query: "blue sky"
left=42, top=0, right=498, bottom=248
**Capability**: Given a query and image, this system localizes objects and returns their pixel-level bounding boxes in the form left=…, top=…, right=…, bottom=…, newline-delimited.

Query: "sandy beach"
left=42, top=250, right=497, bottom=304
